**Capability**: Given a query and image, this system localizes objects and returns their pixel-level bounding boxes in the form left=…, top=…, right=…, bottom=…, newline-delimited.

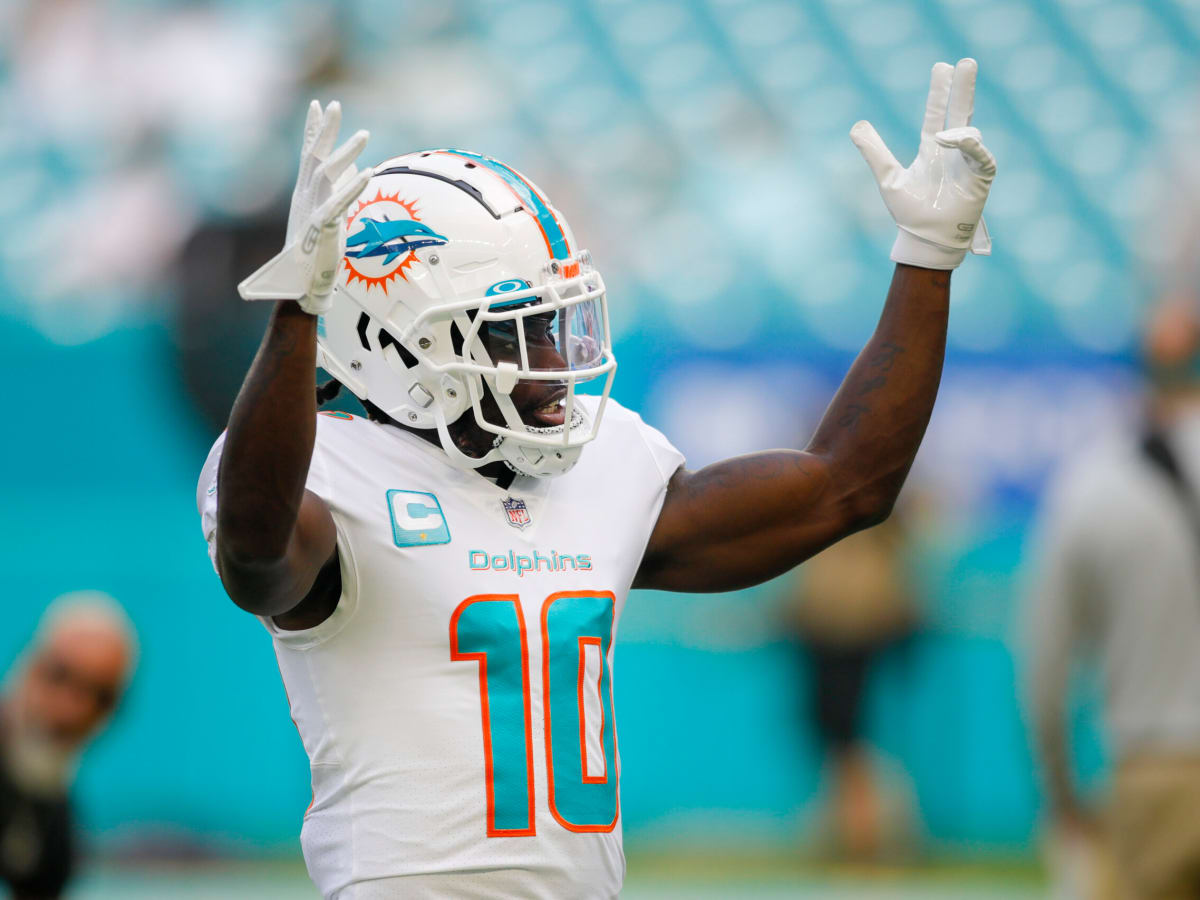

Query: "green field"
left=69, top=856, right=1045, bottom=898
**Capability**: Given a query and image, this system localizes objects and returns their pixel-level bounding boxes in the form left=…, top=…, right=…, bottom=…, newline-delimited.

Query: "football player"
left=199, top=58, right=995, bottom=899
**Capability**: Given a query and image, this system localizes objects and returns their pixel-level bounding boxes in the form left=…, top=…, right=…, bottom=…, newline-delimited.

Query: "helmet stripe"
left=437, top=149, right=571, bottom=262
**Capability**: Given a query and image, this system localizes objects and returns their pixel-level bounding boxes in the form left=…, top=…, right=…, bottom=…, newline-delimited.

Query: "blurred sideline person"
left=199, top=60, right=994, bottom=899
left=1027, top=298, right=1200, bottom=900
left=0, top=593, right=137, bottom=900
left=783, top=514, right=917, bottom=860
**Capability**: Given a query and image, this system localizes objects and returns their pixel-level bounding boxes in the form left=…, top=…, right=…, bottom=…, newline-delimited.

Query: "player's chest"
left=331, top=472, right=638, bottom=608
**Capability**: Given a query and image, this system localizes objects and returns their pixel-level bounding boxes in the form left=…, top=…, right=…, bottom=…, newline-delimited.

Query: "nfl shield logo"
left=501, top=496, right=532, bottom=529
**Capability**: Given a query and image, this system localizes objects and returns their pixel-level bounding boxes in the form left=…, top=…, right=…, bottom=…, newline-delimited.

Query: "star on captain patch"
left=501, top=496, right=531, bottom=529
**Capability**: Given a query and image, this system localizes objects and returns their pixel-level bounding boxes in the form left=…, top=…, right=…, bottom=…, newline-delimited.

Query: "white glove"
left=851, top=58, right=997, bottom=270
left=238, top=100, right=371, bottom=314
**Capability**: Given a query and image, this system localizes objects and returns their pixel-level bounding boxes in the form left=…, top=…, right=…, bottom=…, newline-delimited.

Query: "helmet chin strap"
left=429, top=396, right=589, bottom=479
left=494, top=408, right=588, bottom=478
left=431, top=404, right=507, bottom=471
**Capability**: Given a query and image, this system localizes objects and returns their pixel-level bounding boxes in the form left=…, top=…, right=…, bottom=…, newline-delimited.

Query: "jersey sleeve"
left=629, top=408, right=686, bottom=488
left=195, top=421, right=337, bottom=576
left=616, top=404, right=686, bottom=551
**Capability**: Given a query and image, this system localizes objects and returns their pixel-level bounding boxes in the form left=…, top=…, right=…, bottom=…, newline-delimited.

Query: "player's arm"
left=215, top=101, right=369, bottom=617
left=636, top=59, right=995, bottom=593
left=217, top=304, right=336, bottom=616
left=636, top=264, right=946, bottom=591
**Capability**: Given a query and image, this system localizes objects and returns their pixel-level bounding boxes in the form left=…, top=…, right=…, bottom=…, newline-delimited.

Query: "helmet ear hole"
left=356, top=312, right=419, bottom=370
left=378, top=328, right=418, bottom=369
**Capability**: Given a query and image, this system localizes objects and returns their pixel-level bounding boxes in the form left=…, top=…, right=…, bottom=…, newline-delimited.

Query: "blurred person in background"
left=1027, top=296, right=1200, bottom=900
left=783, top=513, right=918, bottom=860
left=0, top=592, right=136, bottom=900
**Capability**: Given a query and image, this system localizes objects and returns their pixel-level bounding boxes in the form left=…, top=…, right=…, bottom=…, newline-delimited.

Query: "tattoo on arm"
left=806, top=267, right=945, bottom=508
left=837, top=402, right=868, bottom=430
left=871, top=341, right=904, bottom=372
left=808, top=266, right=948, bottom=507
left=854, top=342, right=905, bottom=398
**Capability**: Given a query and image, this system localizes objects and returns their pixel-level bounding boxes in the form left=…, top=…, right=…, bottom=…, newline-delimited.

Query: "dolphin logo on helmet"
left=346, top=218, right=448, bottom=265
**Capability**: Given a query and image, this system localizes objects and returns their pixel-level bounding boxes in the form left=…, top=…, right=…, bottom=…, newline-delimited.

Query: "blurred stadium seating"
left=0, top=0, right=1196, bottom=890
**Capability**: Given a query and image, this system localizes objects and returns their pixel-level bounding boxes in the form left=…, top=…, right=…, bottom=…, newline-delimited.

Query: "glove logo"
left=343, top=191, right=447, bottom=294
left=302, top=224, right=320, bottom=253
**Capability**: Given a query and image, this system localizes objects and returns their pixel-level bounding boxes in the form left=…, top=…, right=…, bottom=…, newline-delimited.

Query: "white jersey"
left=197, top=397, right=683, bottom=899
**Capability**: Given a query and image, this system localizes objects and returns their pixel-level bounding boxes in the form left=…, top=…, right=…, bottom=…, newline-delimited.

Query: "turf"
left=69, top=856, right=1045, bottom=898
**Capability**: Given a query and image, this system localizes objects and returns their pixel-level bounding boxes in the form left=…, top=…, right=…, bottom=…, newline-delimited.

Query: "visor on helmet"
left=476, top=297, right=606, bottom=374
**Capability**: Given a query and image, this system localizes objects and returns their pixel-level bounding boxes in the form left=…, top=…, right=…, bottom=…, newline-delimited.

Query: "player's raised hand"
left=239, top=100, right=371, bottom=313
left=851, top=59, right=996, bottom=270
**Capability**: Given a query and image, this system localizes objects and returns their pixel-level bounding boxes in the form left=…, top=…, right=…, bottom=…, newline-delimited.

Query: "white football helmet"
left=316, top=149, right=617, bottom=478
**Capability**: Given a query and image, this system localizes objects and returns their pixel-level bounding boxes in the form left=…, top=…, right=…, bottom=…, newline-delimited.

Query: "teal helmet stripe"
left=439, top=149, right=571, bottom=261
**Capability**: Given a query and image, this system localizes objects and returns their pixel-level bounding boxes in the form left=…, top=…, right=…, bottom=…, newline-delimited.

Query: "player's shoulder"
left=316, top=408, right=373, bottom=434
left=582, top=394, right=638, bottom=428
left=314, top=408, right=401, bottom=453
left=583, top=395, right=655, bottom=446
left=580, top=395, right=685, bottom=482
left=197, top=430, right=227, bottom=514
left=314, top=410, right=456, bottom=494
left=196, top=412, right=377, bottom=505
left=197, top=410, right=373, bottom=462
